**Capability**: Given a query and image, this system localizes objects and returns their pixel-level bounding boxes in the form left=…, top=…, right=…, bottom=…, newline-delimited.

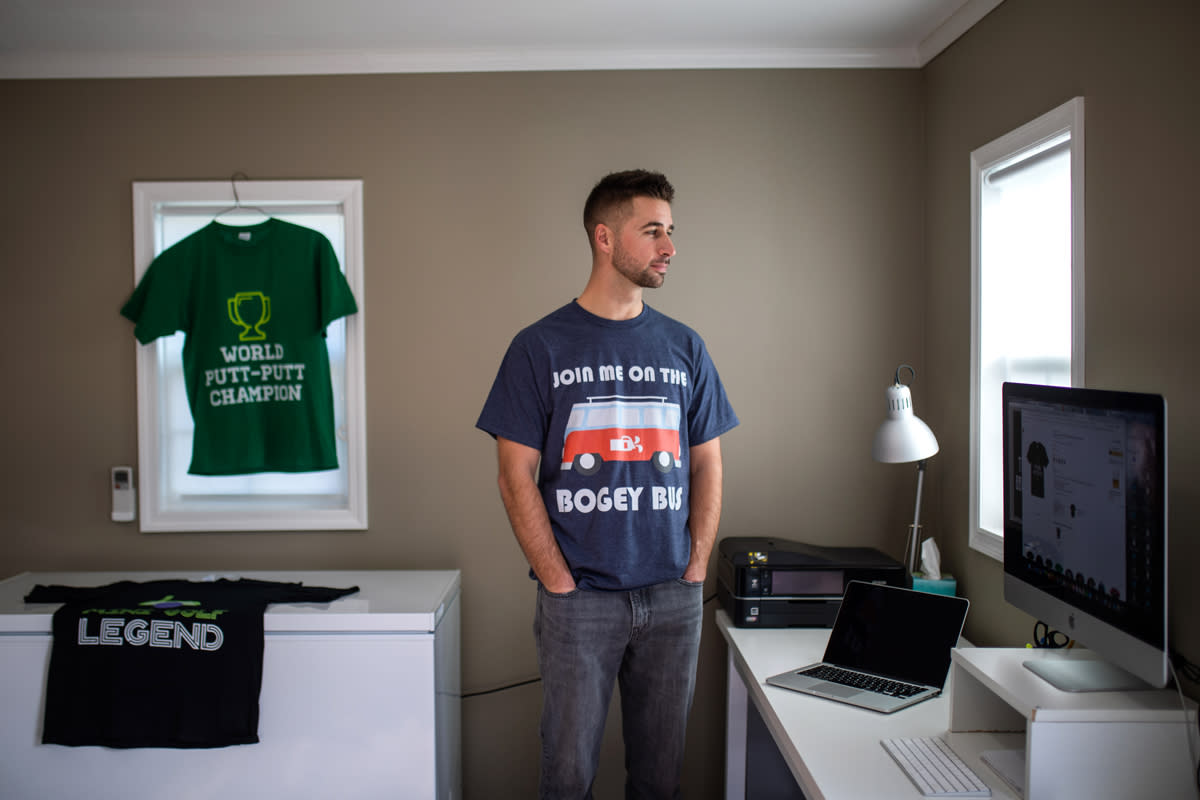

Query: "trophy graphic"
left=227, top=291, right=272, bottom=341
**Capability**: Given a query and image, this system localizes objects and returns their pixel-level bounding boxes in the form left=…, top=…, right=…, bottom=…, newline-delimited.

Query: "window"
left=969, top=98, right=1084, bottom=559
left=130, top=180, right=367, bottom=531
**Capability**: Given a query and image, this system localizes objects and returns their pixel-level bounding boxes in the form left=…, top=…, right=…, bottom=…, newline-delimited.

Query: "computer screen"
left=1001, top=382, right=1168, bottom=691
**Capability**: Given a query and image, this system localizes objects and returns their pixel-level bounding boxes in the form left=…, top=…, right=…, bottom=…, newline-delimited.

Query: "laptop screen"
left=824, top=581, right=969, bottom=688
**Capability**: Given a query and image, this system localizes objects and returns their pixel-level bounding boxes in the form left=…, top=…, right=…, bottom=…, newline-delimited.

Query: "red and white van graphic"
left=561, top=396, right=682, bottom=476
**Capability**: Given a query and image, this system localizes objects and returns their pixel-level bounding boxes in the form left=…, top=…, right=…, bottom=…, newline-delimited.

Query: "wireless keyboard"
left=881, top=736, right=992, bottom=797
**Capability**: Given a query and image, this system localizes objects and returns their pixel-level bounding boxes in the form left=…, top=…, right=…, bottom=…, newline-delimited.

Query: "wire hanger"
left=213, top=171, right=271, bottom=223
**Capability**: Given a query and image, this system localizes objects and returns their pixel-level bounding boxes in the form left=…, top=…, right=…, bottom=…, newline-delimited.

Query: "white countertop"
left=0, top=570, right=461, bottom=634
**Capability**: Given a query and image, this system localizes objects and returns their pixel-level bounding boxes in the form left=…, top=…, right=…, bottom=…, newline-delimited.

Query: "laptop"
left=765, top=580, right=969, bottom=713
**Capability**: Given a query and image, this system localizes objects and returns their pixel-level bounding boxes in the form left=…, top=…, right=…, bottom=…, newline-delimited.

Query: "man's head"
left=583, top=170, right=675, bottom=250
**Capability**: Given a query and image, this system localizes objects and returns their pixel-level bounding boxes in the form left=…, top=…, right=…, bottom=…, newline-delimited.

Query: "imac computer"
left=1002, top=382, right=1168, bottom=691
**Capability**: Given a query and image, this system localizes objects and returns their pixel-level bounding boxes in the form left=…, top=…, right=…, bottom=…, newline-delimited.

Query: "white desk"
left=718, top=610, right=1198, bottom=799
left=717, top=609, right=1019, bottom=800
left=0, top=570, right=461, bottom=800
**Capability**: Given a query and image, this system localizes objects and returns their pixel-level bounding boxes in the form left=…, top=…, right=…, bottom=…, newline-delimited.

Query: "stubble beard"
left=612, top=243, right=666, bottom=290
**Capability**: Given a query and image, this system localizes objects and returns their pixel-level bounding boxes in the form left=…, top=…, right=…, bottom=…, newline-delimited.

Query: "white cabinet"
left=949, top=647, right=1196, bottom=799
left=0, top=570, right=461, bottom=800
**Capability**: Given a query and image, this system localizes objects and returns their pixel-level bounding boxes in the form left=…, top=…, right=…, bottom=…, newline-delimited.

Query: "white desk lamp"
left=871, top=365, right=939, bottom=574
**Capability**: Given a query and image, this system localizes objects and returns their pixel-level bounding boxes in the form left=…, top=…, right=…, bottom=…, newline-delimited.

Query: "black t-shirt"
left=25, top=578, right=358, bottom=748
left=1026, top=440, right=1050, bottom=498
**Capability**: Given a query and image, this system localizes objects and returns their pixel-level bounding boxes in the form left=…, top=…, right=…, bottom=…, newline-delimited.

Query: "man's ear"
left=593, top=222, right=615, bottom=254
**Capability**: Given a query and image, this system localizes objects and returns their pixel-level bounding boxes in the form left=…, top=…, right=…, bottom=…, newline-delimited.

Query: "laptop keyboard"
left=798, top=664, right=925, bottom=698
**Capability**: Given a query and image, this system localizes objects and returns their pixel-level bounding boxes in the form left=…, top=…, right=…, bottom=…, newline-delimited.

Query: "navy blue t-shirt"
left=477, top=301, right=738, bottom=590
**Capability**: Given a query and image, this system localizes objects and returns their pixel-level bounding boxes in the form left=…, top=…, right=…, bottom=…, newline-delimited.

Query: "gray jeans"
left=533, top=578, right=704, bottom=800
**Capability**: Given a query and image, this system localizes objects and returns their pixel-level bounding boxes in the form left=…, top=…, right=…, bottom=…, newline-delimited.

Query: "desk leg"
left=725, top=649, right=748, bottom=800
left=725, top=646, right=808, bottom=800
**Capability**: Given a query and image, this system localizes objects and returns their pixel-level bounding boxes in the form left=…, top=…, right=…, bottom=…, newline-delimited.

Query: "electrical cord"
left=461, top=590, right=721, bottom=700
left=1168, top=659, right=1200, bottom=797
left=1037, top=624, right=1199, bottom=792
left=1174, top=647, right=1200, bottom=685
left=1171, top=649, right=1200, bottom=794
left=462, top=676, right=541, bottom=699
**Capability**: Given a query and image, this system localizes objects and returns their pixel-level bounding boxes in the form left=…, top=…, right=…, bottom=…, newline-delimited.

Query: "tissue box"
left=912, top=574, right=957, bottom=596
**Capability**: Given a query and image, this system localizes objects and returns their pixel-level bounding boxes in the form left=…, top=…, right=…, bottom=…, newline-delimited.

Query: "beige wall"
left=4, top=0, right=1197, bottom=793
left=0, top=69, right=924, bottom=797
left=922, top=0, right=1200, bottom=684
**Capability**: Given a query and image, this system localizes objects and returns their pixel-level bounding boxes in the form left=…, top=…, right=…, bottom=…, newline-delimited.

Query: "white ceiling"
left=0, top=0, right=1004, bottom=80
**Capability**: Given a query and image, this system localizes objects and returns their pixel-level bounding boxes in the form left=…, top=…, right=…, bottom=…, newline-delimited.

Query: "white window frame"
left=130, top=179, right=368, bottom=532
left=968, top=98, right=1085, bottom=560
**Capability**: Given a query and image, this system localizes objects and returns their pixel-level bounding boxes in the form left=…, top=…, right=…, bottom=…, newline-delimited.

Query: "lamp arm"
left=908, top=460, right=927, bottom=574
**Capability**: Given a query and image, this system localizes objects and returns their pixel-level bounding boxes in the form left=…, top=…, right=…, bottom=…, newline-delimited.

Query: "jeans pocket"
left=675, top=578, right=704, bottom=588
left=540, top=584, right=580, bottom=599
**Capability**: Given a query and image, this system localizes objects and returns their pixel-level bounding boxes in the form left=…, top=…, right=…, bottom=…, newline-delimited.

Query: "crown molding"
left=0, top=1, right=1005, bottom=80
left=0, top=45, right=927, bottom=80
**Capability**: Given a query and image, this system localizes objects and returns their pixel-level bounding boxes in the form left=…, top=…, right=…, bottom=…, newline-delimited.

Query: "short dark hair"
left=583, top=170, right=675, bottom=242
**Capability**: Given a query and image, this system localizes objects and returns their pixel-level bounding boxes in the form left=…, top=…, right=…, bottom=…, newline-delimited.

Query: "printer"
left=717, top=536, right=908, bottom=628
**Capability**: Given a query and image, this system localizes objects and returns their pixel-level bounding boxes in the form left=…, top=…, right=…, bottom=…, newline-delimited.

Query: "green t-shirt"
left=121, top=219, right=358, bottom=475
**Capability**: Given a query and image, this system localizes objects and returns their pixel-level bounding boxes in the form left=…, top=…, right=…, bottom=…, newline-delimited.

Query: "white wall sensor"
left=112, top=466, right=136, bottom=522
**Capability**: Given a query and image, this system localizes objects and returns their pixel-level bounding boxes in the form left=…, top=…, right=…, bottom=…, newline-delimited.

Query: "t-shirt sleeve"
left=316, top=234, right=357, bottom=332
left=475, top=338, right=549, bottom=451
left=24, top=582, right=135, bottom=605
left=285, top=583, right=359, bottom=604
left=120, top=247, right=191, bottom=345
left=685, top=341, right=739, bottom=446
left=24, top=584, right=77, bottom=604
left=237, top=578, right=360, bottom=605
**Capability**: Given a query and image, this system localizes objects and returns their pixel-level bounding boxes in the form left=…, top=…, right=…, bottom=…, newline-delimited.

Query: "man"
left=476, top=169, right=738, bottom=799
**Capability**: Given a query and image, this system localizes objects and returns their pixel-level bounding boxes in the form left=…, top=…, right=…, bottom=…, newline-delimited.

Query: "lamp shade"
left=872, top=380, right=939, bottom=464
